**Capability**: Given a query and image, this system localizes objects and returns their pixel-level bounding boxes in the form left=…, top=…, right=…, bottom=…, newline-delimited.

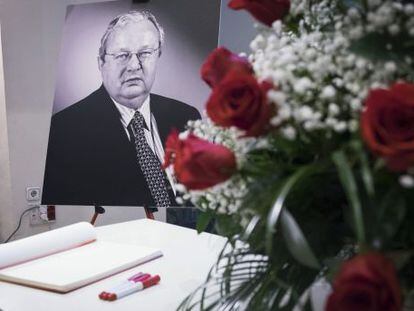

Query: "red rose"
left=326, top=252, right=401, bottom=311
left=361, top=82, right=414, bottom=171
left=206, top=70, right=274, bottom=137
left=201, top=47, right=253, bottom=88
left=228, top=0, right=290, bottom=27
left=163, top=130, right=237, bottom=190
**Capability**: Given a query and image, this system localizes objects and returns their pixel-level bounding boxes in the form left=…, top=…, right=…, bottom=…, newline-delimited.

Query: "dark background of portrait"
left=52, top=0, right=220, bottom=115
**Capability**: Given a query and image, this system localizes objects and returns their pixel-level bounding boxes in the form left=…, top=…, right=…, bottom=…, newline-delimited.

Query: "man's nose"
left=127, top=53, right=142, bottom=70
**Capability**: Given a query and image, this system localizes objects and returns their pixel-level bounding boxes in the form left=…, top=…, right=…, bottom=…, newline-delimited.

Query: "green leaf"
left=196, top=210, right=213, bottom=234
left=375, top=189, right=406, bottom=244
left=241, top=215, right=261, bottom=241
left=266, top=165, right=320, bottom=255
left=349, top=32, right=413, bottom=62
left=280, top=209, right=320, bottom=269
left=351, top=140, right=375, bottom=198
left=332, top=150, right=366, bottom=244
left=215, top=214, right=243, bottom=238
left=386, top=250, right=413, bottom=270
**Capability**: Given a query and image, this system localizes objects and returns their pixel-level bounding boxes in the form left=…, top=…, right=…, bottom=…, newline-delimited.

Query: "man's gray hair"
left=98, top=10, right=164, bottom=62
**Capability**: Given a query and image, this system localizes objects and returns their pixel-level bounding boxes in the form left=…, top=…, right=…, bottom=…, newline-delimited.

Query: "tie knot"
left=130, top=111, right=150, bottom=133
left=132, top=111, right=145, bottom=128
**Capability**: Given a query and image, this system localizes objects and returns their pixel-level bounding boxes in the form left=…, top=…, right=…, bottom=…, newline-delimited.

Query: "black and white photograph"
left=42, top=0, right=221, bottom=207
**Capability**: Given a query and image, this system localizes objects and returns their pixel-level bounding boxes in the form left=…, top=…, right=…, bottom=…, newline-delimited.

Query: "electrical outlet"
left=26, top=187, right=41, bottom=202
left=29, top=205, right=43, bottom=226
left=29, top=205, right=55, bottom=226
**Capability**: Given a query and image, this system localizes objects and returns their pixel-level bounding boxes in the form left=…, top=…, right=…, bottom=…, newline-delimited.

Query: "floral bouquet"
left=164, top=0, right=414, bottom=310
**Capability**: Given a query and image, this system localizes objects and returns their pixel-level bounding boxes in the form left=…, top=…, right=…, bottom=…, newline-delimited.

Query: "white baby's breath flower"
left=281, top=126, right=297, bottom=140
left=367, top=0, right=381, bottom=9
left=294, top=77, right=313, bottom=94
left=294, top=106, right=313, bottom=122
left=385, top=61, right=397, bottom=73
left=333, top=78, right=344, bottom=88
left=325, top=118, right=337, bottom=127
left=405, top=4, right=414, bottom=16
left=356, top=58, right=367, bottom=69
left=304, top=121, right=319, bottom=131
left=349, top=26, right=364, bottom=39
left=268, top=90, right=287, bottom=105
left=399, top=175, right=414, bottom=188
left=334, top=121, right=347, bottom=133
left=270, top=116, right=283, bottom=126
left=347, top=8, right=360, bottom=19
left=348, top=120, right=359, bottom=132
left=328, top=103, right=340, bottom=116
left=279, top=105, right=292, bottom=120
left=175, top=183, right=187, bottom=193
left=321, top=85, right=336, bottom=99
left=350, top=99, right=362, bottom=111
left=178, top=130, right=189, bottom=140
left=388, top=24, right=400, bottom=35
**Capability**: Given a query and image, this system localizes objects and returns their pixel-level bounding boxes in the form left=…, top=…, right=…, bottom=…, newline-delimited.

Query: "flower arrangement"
left=164, top=0, right=414, bottom=310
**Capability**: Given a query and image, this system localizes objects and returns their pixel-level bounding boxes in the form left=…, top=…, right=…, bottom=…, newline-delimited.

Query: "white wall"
left=0, top=22, right=14, bottom=241
left=218, top=0, right=256, bottom=53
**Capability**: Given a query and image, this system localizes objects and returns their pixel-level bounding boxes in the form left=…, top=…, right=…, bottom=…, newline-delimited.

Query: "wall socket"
left=26, top=187, right=41, bottom=201
left=29, top=205, right=56, bottom=226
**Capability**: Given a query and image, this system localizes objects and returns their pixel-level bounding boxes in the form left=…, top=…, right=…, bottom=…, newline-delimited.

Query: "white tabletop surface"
left=0, top=219, right=227, bottom=311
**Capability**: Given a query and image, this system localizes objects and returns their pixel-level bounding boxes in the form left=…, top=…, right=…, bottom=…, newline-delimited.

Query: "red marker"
left=113, top=275, right=161, bottom=300
left=99, top=273, right=151, bottom=300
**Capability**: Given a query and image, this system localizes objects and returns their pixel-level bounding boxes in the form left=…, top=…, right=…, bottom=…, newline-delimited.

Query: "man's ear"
left=97, top=56, right=104, bottom=71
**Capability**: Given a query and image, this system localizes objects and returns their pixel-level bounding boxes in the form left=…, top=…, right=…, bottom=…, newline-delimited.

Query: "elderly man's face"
left=99, top=20, right=160, bottom=109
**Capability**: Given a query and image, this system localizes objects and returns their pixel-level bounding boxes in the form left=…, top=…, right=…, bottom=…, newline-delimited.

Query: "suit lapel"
left=150, top=94, right=173, bottom=146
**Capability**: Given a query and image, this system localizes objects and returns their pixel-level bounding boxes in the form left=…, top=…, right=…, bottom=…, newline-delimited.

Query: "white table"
left=0, top=219, right=227, bottom=311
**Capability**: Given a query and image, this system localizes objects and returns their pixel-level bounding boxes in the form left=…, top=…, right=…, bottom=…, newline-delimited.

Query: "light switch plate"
left=26, top=187, right=41, bottom=201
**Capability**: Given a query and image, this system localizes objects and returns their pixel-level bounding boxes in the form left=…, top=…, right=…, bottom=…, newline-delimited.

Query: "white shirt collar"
left=112, top=96, right=151, bottom=130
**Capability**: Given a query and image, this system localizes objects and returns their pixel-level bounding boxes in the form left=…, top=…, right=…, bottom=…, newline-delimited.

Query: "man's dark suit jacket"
left=42, top=85, right=201, bottom=206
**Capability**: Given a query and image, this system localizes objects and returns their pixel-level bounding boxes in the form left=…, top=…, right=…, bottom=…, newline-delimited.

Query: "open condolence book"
left=0, top=222, right=162, bottom=293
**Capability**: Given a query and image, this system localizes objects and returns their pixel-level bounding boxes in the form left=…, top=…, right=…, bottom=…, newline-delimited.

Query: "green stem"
left=332, top=150, right=366, bottom=245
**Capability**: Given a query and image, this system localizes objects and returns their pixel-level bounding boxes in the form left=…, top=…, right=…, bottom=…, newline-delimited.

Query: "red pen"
left=109, top=275, right=161, bottom=300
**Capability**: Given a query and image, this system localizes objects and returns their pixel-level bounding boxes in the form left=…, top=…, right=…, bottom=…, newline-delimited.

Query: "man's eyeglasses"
left=105, top=48, right=159, bottom=65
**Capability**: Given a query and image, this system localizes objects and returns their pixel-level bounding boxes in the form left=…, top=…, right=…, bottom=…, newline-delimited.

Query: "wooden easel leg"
left=90, top=205, right=105, bottom=226
left=90, top=212, right=99, bottom=225
left=144, top=207, right=155, bottom=219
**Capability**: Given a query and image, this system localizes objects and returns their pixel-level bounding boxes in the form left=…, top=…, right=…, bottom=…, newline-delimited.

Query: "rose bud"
left=201, top=47, right=253, bottom=88
left=361, top=82, right=414, bottom=172
left=326, top=252, right=401, bottom=311
left=163, top=130, right=237, bottom=190
left=228, top=0, right=291, bottom=27
left=206, top=70, right=274, bottom=137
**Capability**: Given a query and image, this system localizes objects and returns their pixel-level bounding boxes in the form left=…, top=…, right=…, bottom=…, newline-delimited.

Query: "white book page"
left=0, top=241, right=162, bottom=292
left=0, top=222, right=96, bottom=269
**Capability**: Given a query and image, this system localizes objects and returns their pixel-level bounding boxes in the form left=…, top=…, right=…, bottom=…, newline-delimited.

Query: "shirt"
left=112, top=96, right=176, bottom=196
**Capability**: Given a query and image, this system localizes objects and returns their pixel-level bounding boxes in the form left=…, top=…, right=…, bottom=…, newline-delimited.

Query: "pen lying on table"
left=99, top=272, right=160, bottom=301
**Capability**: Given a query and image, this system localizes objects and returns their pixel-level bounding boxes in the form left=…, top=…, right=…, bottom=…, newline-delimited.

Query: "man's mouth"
left=123, top=77, right=142, bottom=84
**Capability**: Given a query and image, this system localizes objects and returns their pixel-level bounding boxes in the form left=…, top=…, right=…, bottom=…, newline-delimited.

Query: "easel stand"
left=90, top=204, right=158, bottom=225
left=90, top=205, right=106, bottom=225
left=144, top=206, right=158, bottom=220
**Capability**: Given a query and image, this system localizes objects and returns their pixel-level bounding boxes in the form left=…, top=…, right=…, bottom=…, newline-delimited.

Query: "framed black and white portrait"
left=42, top=0, right=221, bottom=207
